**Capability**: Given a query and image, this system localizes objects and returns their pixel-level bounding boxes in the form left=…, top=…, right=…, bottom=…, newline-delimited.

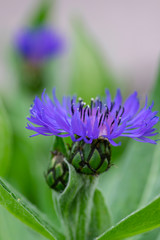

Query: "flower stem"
left=54, top=170, right=98, bottom=240
left=74, top=176, right=98, bottom=240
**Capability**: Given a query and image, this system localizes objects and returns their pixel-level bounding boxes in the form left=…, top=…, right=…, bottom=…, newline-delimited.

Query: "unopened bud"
left=46, top=152, right=69, bottom=192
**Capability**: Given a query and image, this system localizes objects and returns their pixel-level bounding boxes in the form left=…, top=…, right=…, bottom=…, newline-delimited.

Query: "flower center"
left=70, top=97, right=125, bottom=137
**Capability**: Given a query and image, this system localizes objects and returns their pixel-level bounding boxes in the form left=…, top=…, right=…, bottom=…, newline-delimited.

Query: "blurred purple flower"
left=27, top=89, right=159, bottom=146
left=15, top=27, right=64, bottom=63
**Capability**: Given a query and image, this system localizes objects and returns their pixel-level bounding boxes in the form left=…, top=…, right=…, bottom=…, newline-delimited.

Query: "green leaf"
left=88, top=189, right=112, bottom=240
left=129, top=229, right=160, bottom=240
left=97, top=194, right=160, bottom=240
left=5, top=93, right=60, bottom=225
left=127, top=143, right=160, bottom=240
left=0, top=206, right=46, bottom=240
left=0, top=100, right=12, bottom=176
left=138, top=144, right=160, bottom=207
left=99, top=142, right=156, bottom=224
left=0, top=177, right=65, bottom=240
left=70, top=20, right=117, bottom=102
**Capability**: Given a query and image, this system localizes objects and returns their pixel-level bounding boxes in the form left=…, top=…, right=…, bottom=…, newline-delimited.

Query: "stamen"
left=83, top=105, right=89, bottom=122
left=78, top=97, right=83, bottom=102
left=110, top=102, right=115, bottom=112
left=102, top=107, right=109, bottom=124
left=111, top=119, right=115, bottom=126
left=98, top=113, right=103, bottom=127
left=79, top=107, right=83, bottom=118
left=87, top=107, right=90, bottom=117
left=71, top=98, right=74, bottom=105
left=95, top=97, right=100, bottom=107
left=104, top=104, right=109, bottom=114
left=115, top=110, right=119, bottom=118
left=118, top=107, right=125, bottom=125
left=120, top=107, right=125, bottom=117
left=71, top=104, right=74, bottom=115
left=79, top=103, right=82, bottom=111
left=71, top=98, right=74, bottom=115
left=90, top=98, right=94, bottom=115
left=118, top=105, right=121, bottom=114
left=79, top=101, right=86, bottom=118
left=99, top=100, right=102, bottom=113
left=96, top=107, right=99, bottom=118
left=118, top=118, right=121, bottom=125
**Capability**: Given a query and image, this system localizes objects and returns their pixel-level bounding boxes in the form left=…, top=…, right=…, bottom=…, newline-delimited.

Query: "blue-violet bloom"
left=27, top=89, right=159, bottom=146
left=15, top=26, right=64, bottom=63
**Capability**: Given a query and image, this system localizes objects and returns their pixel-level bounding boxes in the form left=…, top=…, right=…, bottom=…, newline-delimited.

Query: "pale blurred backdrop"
left=0, top=0, right=160, bottom=95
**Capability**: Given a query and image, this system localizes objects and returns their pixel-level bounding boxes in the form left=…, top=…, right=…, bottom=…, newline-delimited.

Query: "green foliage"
left=88, top=189, right=112, bottom=240
left=2, top=2, right=160, bottom=238
left=29, top=0, right=54, bottom=27
left=0, top=177, right=65, bottom=240
left=97, top=195, right=160, bottom=240
left=0, top=100, right=12, bottom=177
left=0, top=206, right=46, bottom=240
left=70, top=21, right=117, bottom=102
left=5, top=93, right=61, bottom=225
left=99, top=142, right=156, bottom=224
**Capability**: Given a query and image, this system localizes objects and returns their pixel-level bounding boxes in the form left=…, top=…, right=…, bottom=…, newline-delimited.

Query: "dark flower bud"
left=46, top=152, right=69, bottom=192
left=69, top=138, right=111, bottom=175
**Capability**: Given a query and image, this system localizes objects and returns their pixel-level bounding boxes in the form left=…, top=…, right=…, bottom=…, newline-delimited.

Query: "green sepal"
left=69, top=138, right=111, bottom=175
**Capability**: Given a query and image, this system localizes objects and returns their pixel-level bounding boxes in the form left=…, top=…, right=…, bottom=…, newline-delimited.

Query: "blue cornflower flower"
left=27, top=89, right=159, bottom=146
left=14, top=26, right=64, bottom=63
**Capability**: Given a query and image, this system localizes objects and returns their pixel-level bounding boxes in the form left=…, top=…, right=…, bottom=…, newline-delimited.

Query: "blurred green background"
left=0, top=0, right=160, bottom=239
